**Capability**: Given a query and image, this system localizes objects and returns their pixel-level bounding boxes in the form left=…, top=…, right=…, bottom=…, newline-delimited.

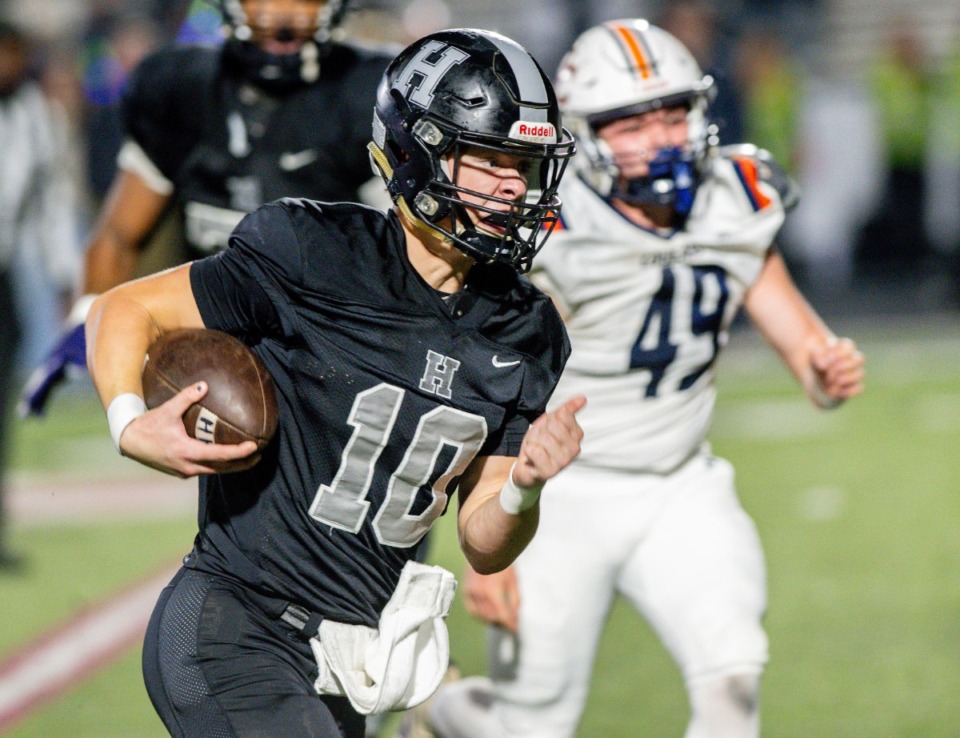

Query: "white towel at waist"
left=311, top=560, right=457, bottom=715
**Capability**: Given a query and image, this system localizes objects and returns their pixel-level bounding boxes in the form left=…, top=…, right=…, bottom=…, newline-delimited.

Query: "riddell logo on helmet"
left=510, top=121, right=557, bottom=144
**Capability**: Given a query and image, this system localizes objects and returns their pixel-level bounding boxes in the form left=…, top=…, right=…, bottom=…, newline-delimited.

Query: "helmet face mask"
left=369, top=29, right=576, bottom=273
left=215, top=0, right=347, bottom=43
left=556, top=19, right=715, bottom=215
left=212, top=0, right=349, bottom=87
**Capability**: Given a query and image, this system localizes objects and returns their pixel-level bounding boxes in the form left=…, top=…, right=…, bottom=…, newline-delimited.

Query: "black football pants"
left=142, top=567, right=365, bottom=737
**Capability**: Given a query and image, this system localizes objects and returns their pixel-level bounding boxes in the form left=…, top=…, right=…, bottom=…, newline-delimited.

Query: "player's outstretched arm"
left=745, top=250, right=865, bottom=408
left=84, top=168, right=172, bottom=295
left=456, top=396, right=585, bottom=574
left=86, top=264, right=258, bottom=477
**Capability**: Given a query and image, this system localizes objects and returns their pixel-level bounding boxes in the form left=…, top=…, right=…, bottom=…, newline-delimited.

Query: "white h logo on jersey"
left=419, top=350, right=461, bottom=399
left=393, top=41, right=470, bottom=109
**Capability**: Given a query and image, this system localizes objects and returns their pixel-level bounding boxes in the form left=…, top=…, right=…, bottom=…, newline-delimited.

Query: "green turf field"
left=2, top=319, right=958, bottom=737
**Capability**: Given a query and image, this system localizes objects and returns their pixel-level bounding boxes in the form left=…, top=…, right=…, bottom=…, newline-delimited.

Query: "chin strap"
left=368, top=142, right=452, bottom=246
left=368, top=141, right=521, bottom=269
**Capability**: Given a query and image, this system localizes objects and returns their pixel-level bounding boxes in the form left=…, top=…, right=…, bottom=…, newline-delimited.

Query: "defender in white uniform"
left=419, top=19, right=866, bottom=738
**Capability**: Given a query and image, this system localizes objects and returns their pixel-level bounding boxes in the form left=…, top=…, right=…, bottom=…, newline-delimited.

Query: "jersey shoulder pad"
left=476, top=267, right=570, bottom=390
left=324, top=41, right=394, bottom=83
left=465, top=263, right=565, bottom=366
left=228, top=200, right=305, bottom=282
left=123, top=44, right=218, bottom=120
left=513, top=278, right=570, bottom=413
left=278, top=198, right=398, bottom=287
left=121, top=44, right=218, bottom=173
left=226, top=199, right=391, bottom=297
left=715, top=144, right=800, bottom=212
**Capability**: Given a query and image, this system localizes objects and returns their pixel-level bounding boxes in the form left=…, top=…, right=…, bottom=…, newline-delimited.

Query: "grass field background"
left=1, top=316, right=958, bottom=737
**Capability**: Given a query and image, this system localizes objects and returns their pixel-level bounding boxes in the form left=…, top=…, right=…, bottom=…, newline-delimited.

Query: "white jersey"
left=532, top=151, right=786, bottom=472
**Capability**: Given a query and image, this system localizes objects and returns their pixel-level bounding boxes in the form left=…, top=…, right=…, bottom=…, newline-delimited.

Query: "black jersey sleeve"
left=190, top=201, right=304, bottom=342
left=483, top=279, right=571, bottom=454
left=121, top=44, right=214, bottom=182
left=516, top=296, right=570, bottom=421
left=486, top=272, right=570, bottom=415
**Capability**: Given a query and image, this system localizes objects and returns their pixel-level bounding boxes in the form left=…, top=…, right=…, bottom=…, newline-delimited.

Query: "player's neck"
left=611, top=197, right=676, bottom=231
left=400, top=214, right=475, bottom=293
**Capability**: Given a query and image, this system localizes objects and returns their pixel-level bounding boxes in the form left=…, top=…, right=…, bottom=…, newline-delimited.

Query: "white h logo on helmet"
left=393, top=40, right=470, bottom=109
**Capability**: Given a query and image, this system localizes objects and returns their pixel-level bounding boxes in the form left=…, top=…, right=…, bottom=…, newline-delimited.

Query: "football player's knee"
left=687, top=673, right=761, bottom=738
left=692, top=673, right=760, bottom=721
left=724, top=673, right=760, bottom=716
left=695, top=618, right=768, bottom=678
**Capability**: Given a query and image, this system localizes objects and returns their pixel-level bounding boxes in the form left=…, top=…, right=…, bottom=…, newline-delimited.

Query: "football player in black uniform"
left=21, top=0, right=393, bottom=416
left=85, top=29, right=584, bottom=738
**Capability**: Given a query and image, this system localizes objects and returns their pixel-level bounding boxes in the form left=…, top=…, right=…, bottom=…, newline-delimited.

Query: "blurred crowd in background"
left=2, top=0, right=960, bottom=372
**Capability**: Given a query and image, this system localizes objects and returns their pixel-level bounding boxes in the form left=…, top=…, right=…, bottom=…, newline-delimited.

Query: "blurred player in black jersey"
left=21, top=0, right=393, bottom=416
left=84, top=29, right=583, bottom=738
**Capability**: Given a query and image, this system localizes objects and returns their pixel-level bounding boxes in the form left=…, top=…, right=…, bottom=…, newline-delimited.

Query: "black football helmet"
left=368, top=28, right=576, bottom=273
left=213, top=0, right=351, bottom=89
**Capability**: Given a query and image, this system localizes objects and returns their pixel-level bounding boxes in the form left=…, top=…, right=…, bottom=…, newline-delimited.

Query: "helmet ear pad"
left=379, top=90, right=454, bottom=223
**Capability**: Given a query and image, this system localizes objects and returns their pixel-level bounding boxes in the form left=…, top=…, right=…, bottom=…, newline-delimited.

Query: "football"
left=142, top=328, right=279, bottom=449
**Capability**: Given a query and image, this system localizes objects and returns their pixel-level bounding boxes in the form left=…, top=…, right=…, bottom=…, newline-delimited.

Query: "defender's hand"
left=810, top=337, right=865, bottom=408
left=18, top=323, right=88, bottom=417
left=462, top=564, right=520, bottom=633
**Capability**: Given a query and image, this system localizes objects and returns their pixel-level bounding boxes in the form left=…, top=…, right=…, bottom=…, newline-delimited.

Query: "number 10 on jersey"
left=308, top=383, right=487, bottom=548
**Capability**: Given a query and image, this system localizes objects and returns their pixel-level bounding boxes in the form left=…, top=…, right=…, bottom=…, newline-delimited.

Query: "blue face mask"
left=616, top=146, right=699, bottom=215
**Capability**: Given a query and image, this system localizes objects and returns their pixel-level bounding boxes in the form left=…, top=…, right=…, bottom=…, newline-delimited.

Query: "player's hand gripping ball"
left=142, top=329, right=279, bottom=449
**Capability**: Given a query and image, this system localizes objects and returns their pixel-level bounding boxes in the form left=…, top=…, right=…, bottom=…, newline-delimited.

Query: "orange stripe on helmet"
left=612, top=25, right=652, bottom=79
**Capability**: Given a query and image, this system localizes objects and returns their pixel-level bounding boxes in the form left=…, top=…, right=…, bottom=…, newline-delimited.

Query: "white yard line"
left=0, top=473, right=195, bottom=730
left=7, top=474, right=197, bottom=527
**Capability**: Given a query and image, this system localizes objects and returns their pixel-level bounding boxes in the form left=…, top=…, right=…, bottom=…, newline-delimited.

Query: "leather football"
left=142, top=329, right=279, bottom=448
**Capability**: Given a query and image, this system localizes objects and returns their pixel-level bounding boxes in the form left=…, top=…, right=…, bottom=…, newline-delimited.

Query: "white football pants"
left=436, top=453, right=768, bottom=738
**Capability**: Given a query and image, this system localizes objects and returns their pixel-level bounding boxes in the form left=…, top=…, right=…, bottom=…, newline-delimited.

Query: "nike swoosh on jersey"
left=279, top=149, right=319, bottom=171
left=492, top=356, right=521, bottom=368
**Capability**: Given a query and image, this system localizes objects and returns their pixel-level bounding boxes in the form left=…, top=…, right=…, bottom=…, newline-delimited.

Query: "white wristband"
left=107, top=393, right=147, bottom=453
left=68, top=294, right=98, bottom=326
left=498, top=463, right=543, bottom=515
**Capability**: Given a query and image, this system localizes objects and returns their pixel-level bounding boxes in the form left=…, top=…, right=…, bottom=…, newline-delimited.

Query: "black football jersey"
left=188, top=200, right=570, bottom=626
left=121, top=42, right=390, bottom=257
